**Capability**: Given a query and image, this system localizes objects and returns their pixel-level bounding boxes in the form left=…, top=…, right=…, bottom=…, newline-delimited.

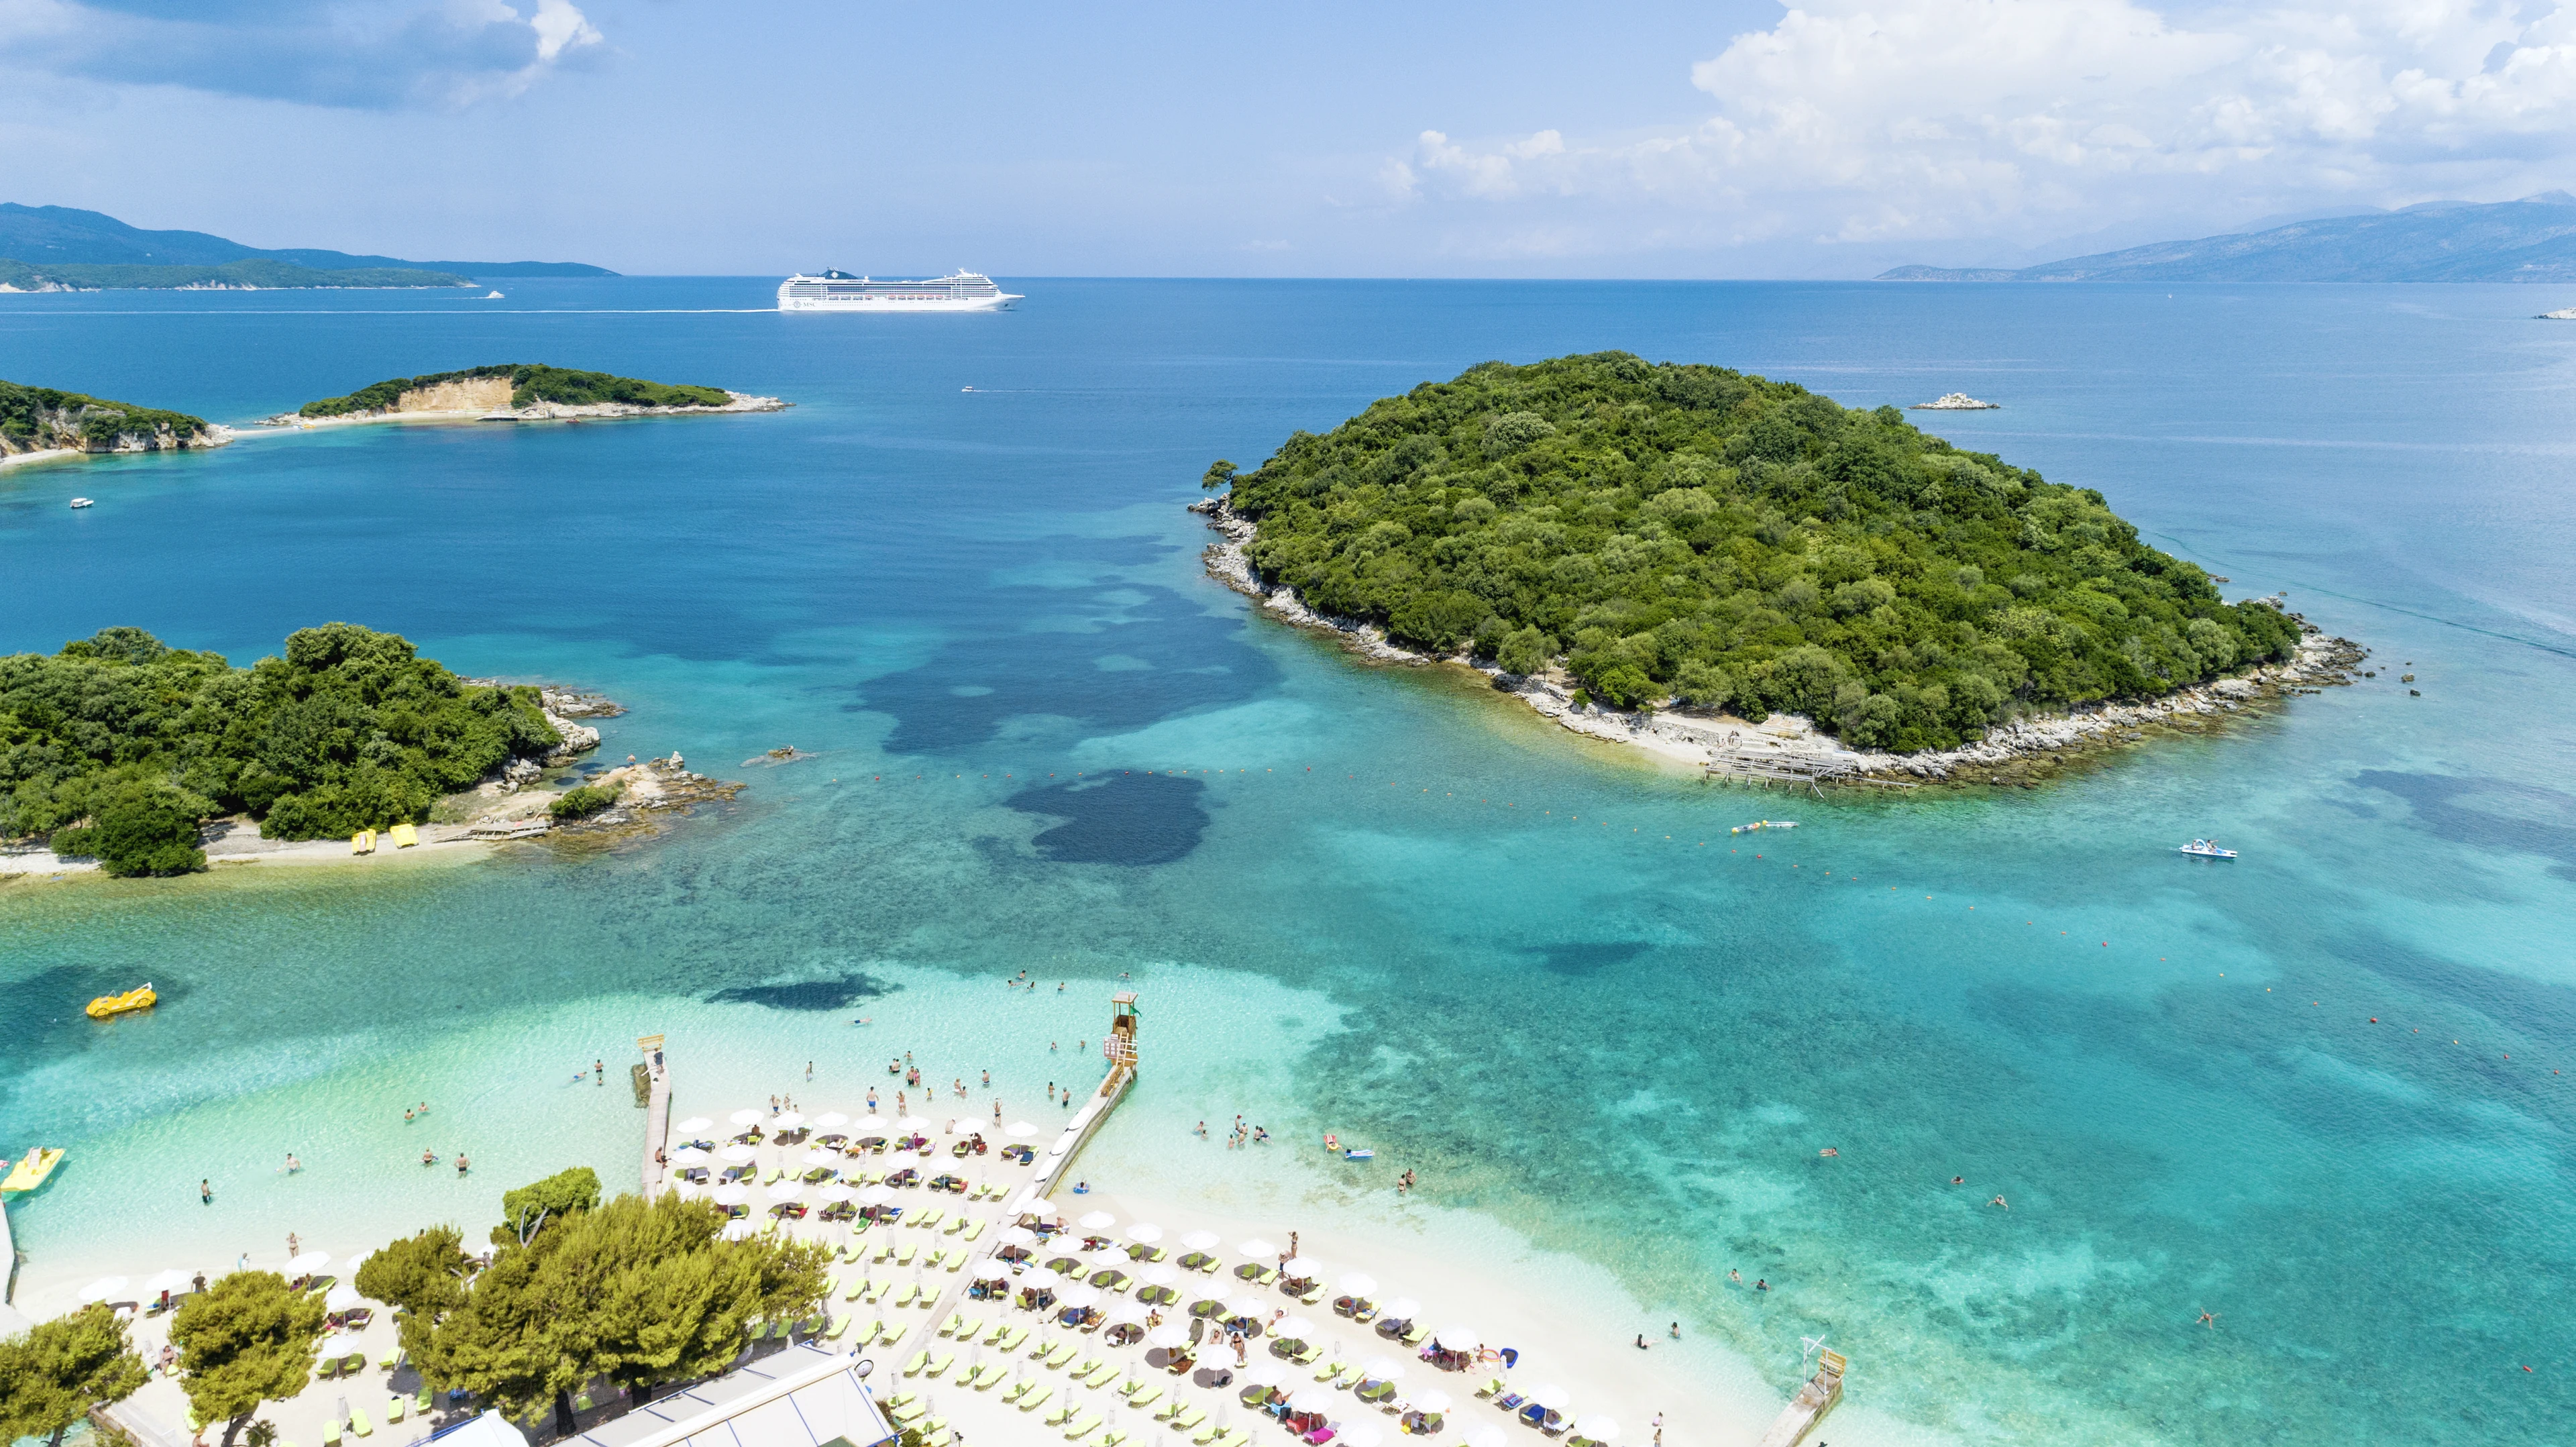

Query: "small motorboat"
left=86, top=983, right=156, bottom=1019
left=68, top=497, right=94, bottom=508
left=2179, top=839, right=2239, bottom=859
left=1, top=1146, right=65, bottom=1193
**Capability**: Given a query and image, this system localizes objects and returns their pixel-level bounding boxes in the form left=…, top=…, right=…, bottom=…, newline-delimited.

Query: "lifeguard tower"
left=1104, top=992, right=1139, bottom=1084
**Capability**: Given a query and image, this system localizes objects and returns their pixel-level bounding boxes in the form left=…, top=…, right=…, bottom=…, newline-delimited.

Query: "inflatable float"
left=85, top=983, right=156, bottom=1019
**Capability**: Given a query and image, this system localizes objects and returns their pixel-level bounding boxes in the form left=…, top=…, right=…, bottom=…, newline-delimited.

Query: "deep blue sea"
left=3, top=280, right=2573, bottom=1445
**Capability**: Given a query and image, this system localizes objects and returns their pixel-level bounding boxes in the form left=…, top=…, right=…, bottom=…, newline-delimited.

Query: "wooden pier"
left=1756, top=1348, right=1845, bottom=1447
left=1010, top=992, right=1140, bottom=1215
left=637, top=1032, right=671, bottom=1197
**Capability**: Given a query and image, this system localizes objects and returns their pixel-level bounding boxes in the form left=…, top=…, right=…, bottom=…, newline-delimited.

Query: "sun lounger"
left=1101, top=1432, right=1127, bottom=1447
left=1044, top=1401, right=1078, bottom=1428
left=1289, top=1342, right=1320, bottom=1365
left=1004, top=1379, right=1033, bottom=1403
left=1476, top=1378, right=1503, bottom=1399
left=924, top=1248, right=947, bottom=1269
left=1084, top=1361, right=1122, bottom=1388
left=1017, top=1383, right=1053, bottom=1413
left=384, top=1398, right=404, bottom=1424
left=343, top=1352, right=366, bottom=1375
left=1190, top=1417, right=1222, bottom=1446
left=944, top=1214, right=967, bottom=1234
left=902, top=1350, right=931, bottom=1377
left=1210, top=1432, right=1251, bottom=1447
left=1493, top=1392, right=1526, bottom=1412
left=959, top=1218, right=986, bottom=1242
left=895, top=1243, right=918, bottom=1267
left=350, top=1409, right=372, bottom=1438
left=414, top=1389, right=432, bottom=1415
left=315, top=1358, right=340, bottom=1383
left=913, top=1209, right=944, bottom=1231
left=826, top=1314, right=853, bottom=1339
left=1043, top=1342, right=1077, bottom=1369
left=1168, top=1407, right=1204, bottom=1434
left=1400, top=1322, right=1428, bottom=1346
left=1063, top=1413, right=1101, bottom=1440
left=871, top=1241, right=894, bottom=1263
left=1334, top=1366, right=1363, bottom=1389
left=1316, top=1360, right=1344, bottom=1382
left=845, top=1277, right=870, bottom=1301
left=955, top=1316, right=983, bottom=1342
left=1126, top=1384, right=1162, bottom=1410
left=1152, top=1398, right=1185, bottom=1423
left=889, top=1401, right=926, bottom=1425
left=940, top=1312, right=966, bottom=1338
left=378, top=1350, right=402, bottom=1371
left=321, top=1423, right=341, bottom=1447
left=926, top=1352, right=955, bottom=1379
left=969, top=1362, right=1008, bottom=1389
left=996, top=1324, right=1027, bottom=1352
left=1298, top=1285, right=1324, bottom=1305
left=865, top=1280, right=889, bottom=1303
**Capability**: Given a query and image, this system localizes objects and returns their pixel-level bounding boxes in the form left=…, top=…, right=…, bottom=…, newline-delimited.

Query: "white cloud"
left=1393, top=0, right=2576, bottom=255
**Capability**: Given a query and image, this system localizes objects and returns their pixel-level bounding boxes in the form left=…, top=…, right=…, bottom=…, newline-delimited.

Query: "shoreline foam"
left=1194, top=496, right=2367, bottom=784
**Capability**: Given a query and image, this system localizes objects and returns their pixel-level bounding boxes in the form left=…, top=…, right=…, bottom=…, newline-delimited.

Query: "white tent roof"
left=564, top=1344, right=895, bottom=1447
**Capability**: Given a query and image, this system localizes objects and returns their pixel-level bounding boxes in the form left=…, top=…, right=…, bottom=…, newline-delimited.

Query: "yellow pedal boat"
left=2, top=1146, right=65, bottom=1193
left=85, top=983, right=157, bottom=1019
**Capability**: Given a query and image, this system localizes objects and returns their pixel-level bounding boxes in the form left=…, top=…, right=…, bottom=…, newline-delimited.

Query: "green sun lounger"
left=996, top=1324, right=1027, bottom=1352
left=959, top=1218, right=986, bottom=1242
left=939, top=1312, right=967, bottom=1338
left=1044, top=1341, right=1077, bottom=1369
left=1071, top=1356, right=1102, bottom=1379
left=944, top=1214, right=967, bottom=1234
left=925, top=1248, right=948, bottom=1269
left=384, top=1399, right=403, bottom=1426
left=321, top=1423, right=341, bottom=1447
left=1101, top=1432, right=1126, bottom=1447
left=1126, top=1384, right=1161, bottom=1411
left=845, top=1277, right=870, bottom=1301
left=414, top=1389, right=431, bottom=1414
left=969, top=1362, right=1007, bottom=1389
left=1190, top=1417, right=1222, bottom=1446
left=1003, top=1379, right=1032, bottom=1403
left=877, top=1320, right=905, bottom=1345
left=378, top=1349, right=402, bottom=1371
left=912, top=1209, right=944, bottom=1230
left=1152, top=1397, right=1184, bottom=1422
left=315, top=1358, right=340, bottom=1383
left=1063, top=1413, right=1101, bottom=1440
left=343, top=1352, right=367, bottom=1375
left=826, top=1314, right=853, bottom=1339
left=903, top=1350, right=931, bottom=1377
left=1167, top=1406, right=1203, bottom=1434
left=1043, top=1400, right=1077, bottom=1428
left=889, top=1401, right=926, bottom=1425
left=1401, top=1320, right=1428, bottom=1345
left=1477, top=1377, right=1503, bottom=1398
left=1316, top=1359, right=1344, bottom=1382
left=1081, top=1360, right=1120, bottom=1389
left=925, top=1351, right=955, bottom=1379
left=955, top=1316, right=983, bottom=1342
left=350, top=1409, right=373, bottom=1438
left=894, top=1243, right=918, bottom=1267
left=1210, top=1430, right=1252, bottom=1447
left=1334, top=1365, right=1363, bottom=1389
left=1289, top=1342, right=1320, bottom=1365
left=1017, top=1383, right=1053, bottom=1413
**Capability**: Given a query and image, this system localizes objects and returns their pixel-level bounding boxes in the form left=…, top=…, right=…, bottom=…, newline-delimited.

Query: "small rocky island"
left=1, top=378, right=231, bottom=463
left=268, top=364, right=786, bottom=425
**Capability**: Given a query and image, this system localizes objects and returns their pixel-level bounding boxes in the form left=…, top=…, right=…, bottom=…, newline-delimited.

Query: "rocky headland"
left=1, top=379, right=230, bottom=466
left=1193, top=496, right=2367, bottom=786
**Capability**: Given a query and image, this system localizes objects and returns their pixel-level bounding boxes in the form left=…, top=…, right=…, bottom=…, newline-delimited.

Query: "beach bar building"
left=561, top=1346, right=895, bottom=1447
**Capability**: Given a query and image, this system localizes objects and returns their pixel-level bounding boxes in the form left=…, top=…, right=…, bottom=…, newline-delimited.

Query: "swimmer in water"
left=1991, top=1195, right=2009, bottom=1210
left=2198, top=1311, right=2218, bottom=1330
left=1952, top=1175, right=1964, bottom=1184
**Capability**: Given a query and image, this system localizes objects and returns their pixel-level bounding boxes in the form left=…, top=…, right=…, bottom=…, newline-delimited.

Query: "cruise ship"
left=775, top=270, right=1020, bottom=312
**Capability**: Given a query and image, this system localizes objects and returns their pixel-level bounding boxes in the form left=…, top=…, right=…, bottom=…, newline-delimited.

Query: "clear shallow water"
left=3, top=280, right=2573, bottom=1444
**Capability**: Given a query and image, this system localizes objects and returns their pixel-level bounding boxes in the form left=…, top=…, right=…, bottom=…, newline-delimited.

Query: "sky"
left=5, top=0, right=2576, bottom=277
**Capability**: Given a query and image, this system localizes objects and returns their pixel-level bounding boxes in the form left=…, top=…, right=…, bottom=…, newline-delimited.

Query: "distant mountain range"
left=1880, top=194, right=2576, bottom=283
left=0, top=204, right=614, bottom=279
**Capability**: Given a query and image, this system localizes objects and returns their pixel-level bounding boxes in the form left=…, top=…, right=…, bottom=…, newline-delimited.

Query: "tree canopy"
left=297, top=364, right=729, bottom=417
left=0, top=1303, right=150, bottom=1447
left=354, top=1227, right=474, bottom=1365
left=0, top=624, right=561, bottom=869
left=417, top=1191, right=829, bottom=1435
left=170, top=1273, right=326, bottom=1447
left=1, top=380, right=211, bottom=453
left=1220, top=352, right=2298, bottom=751
left=495, top=1165, right=602, bottom=1247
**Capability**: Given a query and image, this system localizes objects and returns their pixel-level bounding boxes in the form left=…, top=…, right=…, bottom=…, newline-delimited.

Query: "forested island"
left=0, top=625, right=563, bottom=875
left=0, top=258, right=471, bottom=290
left=1205, top=352, right=2306, bottom=755
left=1, top=379, right=227, bottom=460
left=282, top=364, right=785, bottom=423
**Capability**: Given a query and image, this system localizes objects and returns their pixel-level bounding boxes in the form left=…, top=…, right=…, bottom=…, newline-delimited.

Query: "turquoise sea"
left=3, top=280, right=2572, bottom=1444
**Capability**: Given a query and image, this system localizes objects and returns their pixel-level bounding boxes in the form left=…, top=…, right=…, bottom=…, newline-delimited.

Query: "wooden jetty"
left=637, top=1032, right=670, bottom=1197
left=1756, top=1348, right=1846, bottom=1447
left=1011, top=992, right=1140, bottom=1214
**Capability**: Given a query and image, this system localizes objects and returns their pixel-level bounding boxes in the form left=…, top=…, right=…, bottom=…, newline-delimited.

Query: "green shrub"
left=549, top=783, right=623, bottom=821
left=49, top=786, right=209, bottom=876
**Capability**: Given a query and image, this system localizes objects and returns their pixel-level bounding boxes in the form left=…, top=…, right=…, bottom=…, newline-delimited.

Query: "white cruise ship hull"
left=779, top=295, right=1018, bottom=313
left=777, top=270, right=1020, bottom=313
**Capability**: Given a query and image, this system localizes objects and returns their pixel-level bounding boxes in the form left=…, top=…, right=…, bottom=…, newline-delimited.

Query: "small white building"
left=561, top=1346, right=898, bottom=1447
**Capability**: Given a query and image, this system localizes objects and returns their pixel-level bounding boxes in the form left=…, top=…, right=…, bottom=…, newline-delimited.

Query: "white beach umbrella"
left=818, top=1183, right=853, bottom=1203
left=1005, top=1120, right=1038, bottom=1136
left=285, top=1251, right=331, bottom=1275
left=323, top=1282, right=363, bottom=1312
left=1433, top=1323, right=1481, bottom=1351
left=1057, top=1284, right=1104, bottom=1309
left=670, top=1146, right=711, bottom=1165
left=712, top=1183, right=749, bottom=1205
left=1462, top=1427, right=1507, bottom=1447
left=1338, top=1426, right=1385, bottom=1447
left=1287, top=1387, right=1337, bottom=1413
left=1137, top=1263, right=1179, bottom=1287
left=814, top=1111, right=850, bottom=1129
left=856, top=1115, right=890, bottom=1133
left=1413, top=1389, right=1454, bottom=1413
left=1179, top=1230, right=1220, bottom=1251
left=1525, top=1383, right=1572, bottom=1410
left=1236, top=1238, right=1277, bottom=1258
left=1019, top=1267, right=1064, bottom=1291
left=1336, top=1271, right=1377, bottom=1297
left=1358, top=1354, right=1405, bottom=1382
left=1085, top=1248, right=1130, bottom=1271
left=1381, top=1297, right=1420, bottom=1321
left=1124, top=1222, right=1163, bottom=1243
left=972, top=1262, right=1012, bottom=1282
left=999, top=1226, right=1040, bottom=1246
left=1572, top=1415, right=1621, bottom=1442
left=896, top=1116, right=933, bottom=1132
left=729, top=1109, right=761, bottom=1126
left=142, top=1269, right=195, bottom=1295
left=719, top=1143, right=757, bottom=1163
left=1280, top=1255, right=1322, bottom=1279
left=774, top=1110, right=805, bottom=1129
left=857, top=1184, right=896, bottom=1205
left=1222, top=1294, right=1265, bottom=1318
left=1079, top=1210, right=1117, bottom=1229
left=720, top=1218, right=757, bottom=1241
left=675, top=1116, right=712, bottom=1133
left=1103, top=1299, right=1151, bottom=1326
left=1238, top=1359, right=1289, bottom=1387
left=802, top=1148, right=841, bottom=1168
left=77, top=1276, right=129, bottom=1303
left=1146, top=1324, right=1191, bottom=1349
left=1276, top=1315, right=1318, bottom=1342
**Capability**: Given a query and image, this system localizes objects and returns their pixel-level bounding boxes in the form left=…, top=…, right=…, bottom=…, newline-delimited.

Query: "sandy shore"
left=1195, top=496, right=2367, bottom=786
left=0, top=446, right=85, bottom=470
left=253, top=391, right=788, bottom=431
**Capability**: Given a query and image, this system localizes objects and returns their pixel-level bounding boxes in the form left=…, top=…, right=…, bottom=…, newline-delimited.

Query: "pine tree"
left=170, top=1273, right=327, bottom=1447
left=0, top=1304, right=151, bottom=1447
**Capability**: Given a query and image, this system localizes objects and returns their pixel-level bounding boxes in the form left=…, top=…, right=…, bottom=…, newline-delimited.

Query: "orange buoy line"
left=824, top=759, right=2562, bottom=1082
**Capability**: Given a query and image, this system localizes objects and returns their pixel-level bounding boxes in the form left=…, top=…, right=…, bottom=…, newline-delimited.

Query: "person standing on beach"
left=594, top=1059, right=604, bottom=1085
left=201, top=1179, right=212, bottom=1205
left=287, top=1232, right=300, bottom=1258
left=806, top=1061, right=815, bottom=1082
left=867, top=1087, right=879, bottom=1112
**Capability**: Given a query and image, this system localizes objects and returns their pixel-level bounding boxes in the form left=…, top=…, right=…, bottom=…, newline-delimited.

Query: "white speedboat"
left=68, top=497, right=94, bottom=508
left=2179, top=839, right=2237, bottom=859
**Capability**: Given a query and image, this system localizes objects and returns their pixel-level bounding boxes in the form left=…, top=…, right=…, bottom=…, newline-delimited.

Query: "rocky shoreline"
left=1192, top=496, right=2369, bottom=786
left=258, top=390, right=786, bottom=427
